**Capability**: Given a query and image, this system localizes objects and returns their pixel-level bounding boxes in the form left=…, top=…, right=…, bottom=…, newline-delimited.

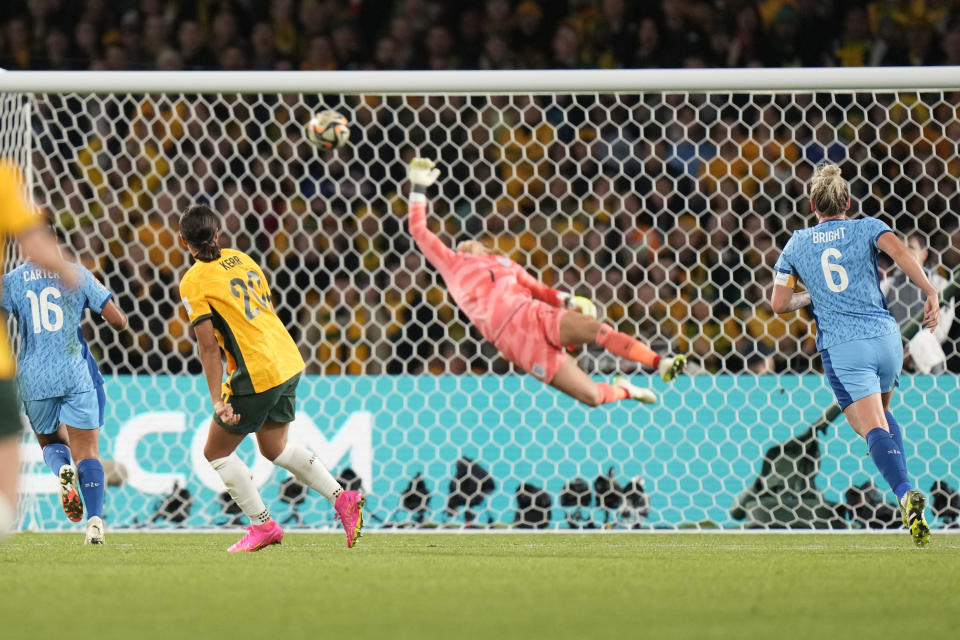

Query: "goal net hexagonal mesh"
left=6, top=71, right=960, bottom=531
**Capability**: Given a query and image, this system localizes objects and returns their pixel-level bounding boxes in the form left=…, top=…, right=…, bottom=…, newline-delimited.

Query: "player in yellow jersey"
left=178, top=204, right=364, bottom=551
left=0, top=159, right=78, bottom=541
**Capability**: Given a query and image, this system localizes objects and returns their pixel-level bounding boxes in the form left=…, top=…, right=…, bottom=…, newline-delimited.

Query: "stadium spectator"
left=249, top=21, right=278, bottom=70
left=881, top=232, right=955, bottom=373
left=943, top=24, right=960, bottom=64
left=141, top=14, right=171, bottom=61
left=633, top=17, right=664, bottom=67
left=301, top=35, right=337, bottom=70
left=726, top=4, right=766, bottom=67
left=868, top=16, right=909, bottom=66
left=40, top=28, right=72, bottom=70
left=211, top=10, right=241, bottom=52
left=177, top=20, right=216, bottom=69
left=765, top=5, right=804, bottom=67
left=834, top=5, right=874, bottom=66
left=513, top=1, right=548, bottom=68
left=331, top=23, right=362, bottom=68
left=550, top=21, right=582, bottom=69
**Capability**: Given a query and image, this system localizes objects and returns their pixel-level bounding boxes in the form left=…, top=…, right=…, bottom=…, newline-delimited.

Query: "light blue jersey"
left=1, top=262, right=111, bottom=401
left=773, top=217, right=899, bottom=352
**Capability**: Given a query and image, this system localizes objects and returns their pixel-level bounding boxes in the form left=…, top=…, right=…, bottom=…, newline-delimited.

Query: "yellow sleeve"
left=0, top=161, right=40, bottom=235
left=179, top=272, right=213, bottom=326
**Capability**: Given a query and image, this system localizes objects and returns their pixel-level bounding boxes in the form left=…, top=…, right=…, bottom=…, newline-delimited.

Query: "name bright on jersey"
left=811, top=227, right=847, bottom=244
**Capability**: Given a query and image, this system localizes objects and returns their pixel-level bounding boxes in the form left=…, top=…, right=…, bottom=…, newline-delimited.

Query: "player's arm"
left=770, top=277, right=810, bottom=314
left=81, top=268, right=127, bottom=331
left=770, top=239, right=809, bottom=314
left=181, top=278, right=239, bottom=425
left=100, top=300, right=127, bottom=331
left=406, top=157, right=457, bottom=272
left=512, top=267, right=598, bottom=318
left=193, top=319, right=240, bottom=426
left=878, top=232, right=939, bottom=332
left=513, top=267, right=563, bottom=306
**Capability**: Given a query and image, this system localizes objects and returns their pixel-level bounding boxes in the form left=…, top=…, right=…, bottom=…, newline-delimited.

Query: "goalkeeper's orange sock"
left=595, top=324, right=661, bottom=369
left=596, top=382, right=629, bottom=404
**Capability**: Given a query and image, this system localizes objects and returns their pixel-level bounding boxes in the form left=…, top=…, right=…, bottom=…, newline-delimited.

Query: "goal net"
left=4, top=69, right=960, bottom=531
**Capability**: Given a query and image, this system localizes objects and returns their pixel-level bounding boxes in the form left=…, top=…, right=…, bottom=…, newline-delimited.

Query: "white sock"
left=0, top=495, right=15, bottom=542
left=273, top=442, right=343, bottom=505
left=210, top=453, right=270, bottom=525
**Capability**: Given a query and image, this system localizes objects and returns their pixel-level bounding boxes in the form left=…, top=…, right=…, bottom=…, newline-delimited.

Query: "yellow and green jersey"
left=179, top=248, right=304, bottom=397
left=0, top=160, right=42, bottom=380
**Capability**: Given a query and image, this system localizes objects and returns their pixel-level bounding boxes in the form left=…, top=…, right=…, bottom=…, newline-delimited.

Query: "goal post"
left=2, top=68, right=959, bottom=532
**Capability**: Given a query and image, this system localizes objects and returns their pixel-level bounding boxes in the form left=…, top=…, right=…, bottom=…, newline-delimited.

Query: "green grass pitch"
left=2, top=532, right=959, bottom=640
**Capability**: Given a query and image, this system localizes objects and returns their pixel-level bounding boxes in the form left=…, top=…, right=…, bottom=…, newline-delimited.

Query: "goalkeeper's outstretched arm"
left=513, top=266, right=598, bottom=318
left=406, top=157, right=457, bottom=272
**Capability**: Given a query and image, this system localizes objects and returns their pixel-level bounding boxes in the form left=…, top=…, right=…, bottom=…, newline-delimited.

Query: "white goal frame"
left=1, top=67, right=959, bottom=94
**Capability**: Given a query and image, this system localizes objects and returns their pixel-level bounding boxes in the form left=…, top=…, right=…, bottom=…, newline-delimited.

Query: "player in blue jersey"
left=0, top=160, right=79, bottom=542
left=771, top=163, right=939, bottom=547
left=1, top=261, right=126, bottom=544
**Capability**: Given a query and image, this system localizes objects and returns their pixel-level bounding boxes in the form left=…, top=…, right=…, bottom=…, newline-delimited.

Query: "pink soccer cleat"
left=227, top=519, right=284, bottom=553
left=334, top=490, right=365, bottom=548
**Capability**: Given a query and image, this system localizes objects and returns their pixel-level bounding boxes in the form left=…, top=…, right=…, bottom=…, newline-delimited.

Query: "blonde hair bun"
left=809, top=163, right=849, bottom=217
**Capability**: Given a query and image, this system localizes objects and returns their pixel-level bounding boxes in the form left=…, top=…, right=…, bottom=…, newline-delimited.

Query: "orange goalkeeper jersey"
left=0, top=160, right=42, bottom=379
left=408, top=198, right=562, bottom=345
left=179, top=248, right=304, bottom=396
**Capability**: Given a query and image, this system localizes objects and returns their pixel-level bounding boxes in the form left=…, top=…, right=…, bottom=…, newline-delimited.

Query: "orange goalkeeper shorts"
left=493, top=301, right=569, bottom=383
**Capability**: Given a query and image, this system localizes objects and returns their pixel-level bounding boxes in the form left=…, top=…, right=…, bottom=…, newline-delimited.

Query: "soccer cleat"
left=58, top=464, right=84, bottom=523
left=84, top=516, right=105, bottom=545
left=657, top=355, right=686, bottom=382
left=334, top=490, right=365, bottom=548
left=898, top=490, right=931, bottom=548
left=613, top=376, right=657, bottom=404
left=227, top=519, right=284, bottom=553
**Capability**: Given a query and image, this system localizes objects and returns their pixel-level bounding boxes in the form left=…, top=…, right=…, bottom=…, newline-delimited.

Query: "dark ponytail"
left=179, top=204, right=222, bottom=262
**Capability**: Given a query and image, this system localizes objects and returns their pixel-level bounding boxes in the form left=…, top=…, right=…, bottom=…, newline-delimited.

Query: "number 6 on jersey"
left=820, top=248, right=849, bottom=293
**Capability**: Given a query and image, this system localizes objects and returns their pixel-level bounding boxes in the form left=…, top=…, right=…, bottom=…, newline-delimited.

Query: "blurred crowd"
left=3, top=0, right=960, bottom=379
left=1, top=0, right=959, bottom=72
left=30, top=87, right=960, bottom=378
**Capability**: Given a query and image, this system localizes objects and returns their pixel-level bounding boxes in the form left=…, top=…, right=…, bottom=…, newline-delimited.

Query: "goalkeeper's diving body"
left=406, top=158, right=685, bottom=405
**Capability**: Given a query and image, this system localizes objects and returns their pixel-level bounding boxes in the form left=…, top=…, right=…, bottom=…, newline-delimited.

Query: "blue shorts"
left=23, top=386, right=104, bottom=434
left=821, top=332, right=902, bottom=410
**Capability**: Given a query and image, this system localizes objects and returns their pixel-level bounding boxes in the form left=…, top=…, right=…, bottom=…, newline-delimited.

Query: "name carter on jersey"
left=22, top=268, right=60, bottom=282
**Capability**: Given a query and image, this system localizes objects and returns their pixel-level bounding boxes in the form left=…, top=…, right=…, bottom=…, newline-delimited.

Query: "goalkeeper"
left=406, top=158, right=685, bottom=405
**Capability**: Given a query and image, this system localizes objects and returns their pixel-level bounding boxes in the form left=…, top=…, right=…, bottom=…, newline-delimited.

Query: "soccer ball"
left=306, top=109, right=350, bottom=150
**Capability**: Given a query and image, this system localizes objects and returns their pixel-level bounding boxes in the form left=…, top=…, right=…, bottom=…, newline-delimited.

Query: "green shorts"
left=0, top=378, right=23, bottom=438
left=215, top=374, right=301, bottom=435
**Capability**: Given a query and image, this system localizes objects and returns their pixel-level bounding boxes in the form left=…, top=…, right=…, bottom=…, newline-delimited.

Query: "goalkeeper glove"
left=560, top=293, right=598, bottom=319
left=408, top=157, right=440, bottom=189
